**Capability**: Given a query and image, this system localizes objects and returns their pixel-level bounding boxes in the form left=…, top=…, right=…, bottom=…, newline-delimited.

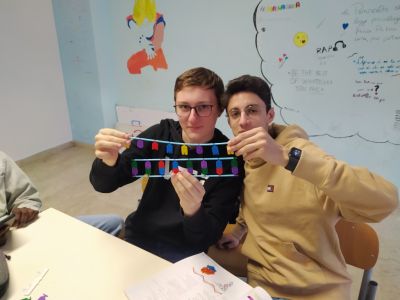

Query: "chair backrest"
left=141, top=174, right=149, bottom=193
left=335, top=219, right=379, bottom=300
left=335, top=219, right=379, bottom=270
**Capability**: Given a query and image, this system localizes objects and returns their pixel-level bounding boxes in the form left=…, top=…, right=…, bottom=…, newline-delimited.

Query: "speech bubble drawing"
left=254, top=0, right=400, bottom=144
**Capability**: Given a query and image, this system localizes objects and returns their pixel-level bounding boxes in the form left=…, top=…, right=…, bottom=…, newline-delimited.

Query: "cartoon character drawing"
left=126, top=0, right=168, bottom=74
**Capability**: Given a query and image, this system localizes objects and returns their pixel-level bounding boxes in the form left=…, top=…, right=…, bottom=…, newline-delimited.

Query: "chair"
left=335, top=219, right=379, bottom=300
left=118, top=175, right=149, bottom=239
left=207, top=219, right=379, bottom=300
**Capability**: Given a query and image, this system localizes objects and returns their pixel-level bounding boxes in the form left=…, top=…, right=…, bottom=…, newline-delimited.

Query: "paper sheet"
left=124, top=253, right=271, bottom=300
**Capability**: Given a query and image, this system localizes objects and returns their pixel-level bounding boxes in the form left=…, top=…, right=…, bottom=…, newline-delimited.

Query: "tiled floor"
left=18, top=143, right=400, bottom=299
left=17, top=143, right=142, bottom=220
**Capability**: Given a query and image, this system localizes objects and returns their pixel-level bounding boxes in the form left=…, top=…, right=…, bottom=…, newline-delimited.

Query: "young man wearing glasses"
left=90, top=67, right=243, bottom=262
left=217, top=75, right=398, bottom=299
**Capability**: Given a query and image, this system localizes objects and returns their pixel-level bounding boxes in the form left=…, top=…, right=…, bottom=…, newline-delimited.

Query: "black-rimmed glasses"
left=174, top=104, right=214, bottom=117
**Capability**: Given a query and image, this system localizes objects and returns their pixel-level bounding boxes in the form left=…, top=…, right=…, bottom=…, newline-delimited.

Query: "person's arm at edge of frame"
left=2, top=152, right=41, bottom=227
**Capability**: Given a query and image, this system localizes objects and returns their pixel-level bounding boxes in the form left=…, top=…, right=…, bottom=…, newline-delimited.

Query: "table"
left=0, top=208, right=171, bottom=300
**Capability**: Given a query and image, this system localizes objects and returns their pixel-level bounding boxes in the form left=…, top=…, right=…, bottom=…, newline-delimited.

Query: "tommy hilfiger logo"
left=267, top=185, right=274, bottom=192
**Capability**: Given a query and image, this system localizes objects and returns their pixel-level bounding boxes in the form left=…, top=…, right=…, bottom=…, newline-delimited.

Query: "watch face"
left=293, top=148, right=301, bottom=157
left=286, top=148, right=301, bottom=172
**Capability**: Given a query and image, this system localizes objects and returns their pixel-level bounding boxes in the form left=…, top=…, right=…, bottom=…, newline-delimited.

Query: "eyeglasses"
left=174, top=104, right=214, bottom=117
left=226, top=105, right=263, bottom=120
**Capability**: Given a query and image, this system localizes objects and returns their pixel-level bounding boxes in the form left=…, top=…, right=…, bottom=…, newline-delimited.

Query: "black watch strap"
left=285, top=147, right=302, bottom=172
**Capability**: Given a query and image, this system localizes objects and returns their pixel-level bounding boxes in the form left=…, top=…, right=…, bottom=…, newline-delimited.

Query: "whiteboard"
left=255, top=0, right=400, bottom=145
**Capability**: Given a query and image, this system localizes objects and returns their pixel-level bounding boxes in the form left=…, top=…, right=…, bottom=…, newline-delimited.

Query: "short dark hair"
left=222, top=75, right=272, bottom=110
left=174, top=67, right=224, bottom=111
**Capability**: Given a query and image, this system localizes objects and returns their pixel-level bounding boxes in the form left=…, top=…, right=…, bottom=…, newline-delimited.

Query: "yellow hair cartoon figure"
left=132, top=0, right=156, bottom=26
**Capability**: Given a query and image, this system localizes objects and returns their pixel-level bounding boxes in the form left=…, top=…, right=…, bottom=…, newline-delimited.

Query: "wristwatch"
left=285, top=147, right=302, bottom=172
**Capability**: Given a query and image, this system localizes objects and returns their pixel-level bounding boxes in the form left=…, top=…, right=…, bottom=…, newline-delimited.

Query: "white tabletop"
left=1, top=208, right=171, bottom=300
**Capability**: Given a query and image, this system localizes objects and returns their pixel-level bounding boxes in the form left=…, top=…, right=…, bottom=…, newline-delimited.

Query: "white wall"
left=0, top=0, right=72, bottom=160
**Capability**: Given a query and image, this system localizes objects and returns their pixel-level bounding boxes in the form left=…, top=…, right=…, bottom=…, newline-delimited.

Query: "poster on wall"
left=254, top=0, right=400, bottom=145
left=116, top=106, right=177, bottom=136
left=126, top=0, right=168, bottom=75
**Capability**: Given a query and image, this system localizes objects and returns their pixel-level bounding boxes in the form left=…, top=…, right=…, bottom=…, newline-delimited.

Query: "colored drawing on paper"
left=130, top=137, right=239, bottom=178
left=201, top=265, right=217, bottom=275
left=192, top=266, right=234, bottom=295
left=126, top=0, right=168, bottom=74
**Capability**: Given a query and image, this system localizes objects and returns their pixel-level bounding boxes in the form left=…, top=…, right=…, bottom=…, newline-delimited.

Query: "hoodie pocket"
left=249, top=239, right=325, bottom=289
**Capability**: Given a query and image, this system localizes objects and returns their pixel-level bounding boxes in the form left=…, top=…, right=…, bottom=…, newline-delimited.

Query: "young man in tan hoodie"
left=217, top=75, right=399, bottom=300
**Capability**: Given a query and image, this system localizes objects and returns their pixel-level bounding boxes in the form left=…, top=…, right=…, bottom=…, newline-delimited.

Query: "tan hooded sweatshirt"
left=237, top=123, right=398, bottom=300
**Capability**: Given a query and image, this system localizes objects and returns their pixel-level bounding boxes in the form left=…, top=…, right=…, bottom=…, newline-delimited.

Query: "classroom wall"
left=52, top=0, right=105, bottom=144
left=53, top=0, right=399, bottom=188
left=0, top=0, right=72, bottom=161
left=52, top=0, right=262, bottom=144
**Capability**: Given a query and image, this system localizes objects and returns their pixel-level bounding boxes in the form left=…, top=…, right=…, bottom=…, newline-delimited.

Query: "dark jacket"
left=90, top=119, right=243, bottom=260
